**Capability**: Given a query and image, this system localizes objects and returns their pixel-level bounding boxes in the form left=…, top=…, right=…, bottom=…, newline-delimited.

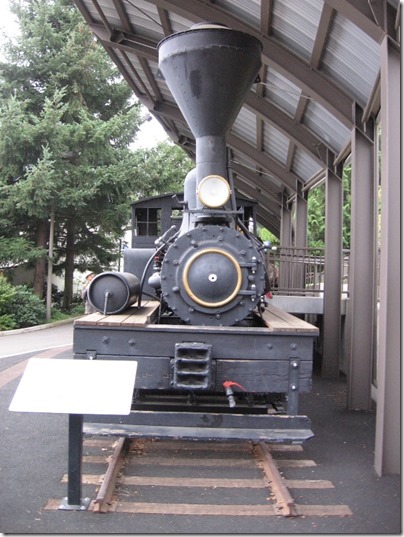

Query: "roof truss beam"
left=230, top=162, right=281, bottom=213
left=323, top=0, right=394, bottom=42
left=244, top=93, right=328, bottom=165
left=228, top=134, right=298, bottom=194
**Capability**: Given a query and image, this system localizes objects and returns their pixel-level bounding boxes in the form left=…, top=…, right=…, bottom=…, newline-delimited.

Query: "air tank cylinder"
left=88, top=271, right=140, bottom=315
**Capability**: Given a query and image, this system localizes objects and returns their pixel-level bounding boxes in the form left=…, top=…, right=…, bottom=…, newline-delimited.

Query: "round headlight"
left=197, top=175, right=231, bottom=208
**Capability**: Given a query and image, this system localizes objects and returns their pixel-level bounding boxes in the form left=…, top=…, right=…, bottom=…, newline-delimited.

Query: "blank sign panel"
left=9, top=358, right=137, bottom=415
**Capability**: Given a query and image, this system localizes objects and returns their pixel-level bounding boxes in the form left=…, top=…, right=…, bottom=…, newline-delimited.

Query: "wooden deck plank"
left=74, top=301, right=160, bottom=327
left=75, top=300, right=317, bottom=335
left=97, top=311, right=138, bottom=326
left=285, top=479, right=335, bottom=489
left=74, top=312, right=109, bottom=326
left=120, top=302, right=160, bottom=326
left=113, top=502, right=277, bottom=516
left=44, top=499, right=352, bottom=517
left=119, top=476, right=266, bottom=488
left=261, top=305, right=319, bottom=334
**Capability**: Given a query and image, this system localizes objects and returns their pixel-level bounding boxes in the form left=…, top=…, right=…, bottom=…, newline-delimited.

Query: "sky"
left=0, top=0, right=168, bottom=149
left=0, top=0, right=19, bottom=38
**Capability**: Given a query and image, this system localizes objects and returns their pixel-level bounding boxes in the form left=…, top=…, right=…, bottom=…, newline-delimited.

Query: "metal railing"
left=264, top=246, right=350, bottom=297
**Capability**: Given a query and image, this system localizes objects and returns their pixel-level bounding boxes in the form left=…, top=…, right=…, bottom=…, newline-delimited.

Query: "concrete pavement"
left=0, top=319, right=74, bottom=359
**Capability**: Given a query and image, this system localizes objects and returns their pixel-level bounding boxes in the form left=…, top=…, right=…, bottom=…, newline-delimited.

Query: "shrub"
left=0, top=313, right=17, bottom=331
left=0, top=274, right=16, bottom=309
left=0, top=275, right=46, bottom=330
left=0, top=276, right=17, bottom=330
left=7, top=285, right=46, bottom=328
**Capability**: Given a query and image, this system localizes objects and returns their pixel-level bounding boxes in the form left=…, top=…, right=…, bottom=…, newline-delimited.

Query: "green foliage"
left=50, top=303, right=84, bottom=320
left=50, top=284, right=83, bottom=311
left=0, top=0, right=148, bottom=306
left=131, top=141, right=194, bottom=199
left=258, top=225, right=279, bottom=246
left=307, top=184, right=325, bottom=248
left=342, top=164, right=351, bottom=250
left=0, top=313, right=16, bottom=331
left=0, top=275, right=46, bottom=330
left=0, top=275, right=16, bottom=309
left=307, top=166, right=351, bottom=249
left=6, top=284, right=46, bottom=328
left=0, top=237, right=45, bottom=271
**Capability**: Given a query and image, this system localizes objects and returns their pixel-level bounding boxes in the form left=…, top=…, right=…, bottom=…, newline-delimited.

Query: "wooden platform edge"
left=74, top=301, right=160, bottom=327
left=261, top=304, right=319, bottom=335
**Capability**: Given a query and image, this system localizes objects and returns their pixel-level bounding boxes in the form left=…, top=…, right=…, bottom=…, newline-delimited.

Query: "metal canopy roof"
left=73, top=0, right=400, bottom=235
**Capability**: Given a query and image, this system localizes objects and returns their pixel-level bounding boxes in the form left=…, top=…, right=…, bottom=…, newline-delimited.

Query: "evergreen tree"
left=131, top=141, right=194, bottom=199
left=0, top=0, right=143, bottom=308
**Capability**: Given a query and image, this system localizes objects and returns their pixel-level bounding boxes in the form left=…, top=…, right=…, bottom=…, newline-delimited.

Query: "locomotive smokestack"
left=158, top=24, right=262, bottom=212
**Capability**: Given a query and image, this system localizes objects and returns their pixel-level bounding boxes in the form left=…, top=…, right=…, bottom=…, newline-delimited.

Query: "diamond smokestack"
left=158, top=24, right=262, bottom=210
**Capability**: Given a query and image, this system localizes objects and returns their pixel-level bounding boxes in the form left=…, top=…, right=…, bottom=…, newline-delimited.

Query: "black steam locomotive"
left=74, top=24, right=317, bottom=444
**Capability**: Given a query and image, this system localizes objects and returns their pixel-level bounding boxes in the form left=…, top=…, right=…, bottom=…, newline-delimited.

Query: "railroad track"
left=45, top=437, right=352, bottom=517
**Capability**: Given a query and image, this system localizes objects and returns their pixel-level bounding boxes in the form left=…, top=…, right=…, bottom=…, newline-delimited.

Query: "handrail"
left=264, top=246, right=350, bottom=297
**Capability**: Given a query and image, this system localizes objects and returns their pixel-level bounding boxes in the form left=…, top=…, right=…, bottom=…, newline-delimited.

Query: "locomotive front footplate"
left=73, top=303, right=318, bottom=444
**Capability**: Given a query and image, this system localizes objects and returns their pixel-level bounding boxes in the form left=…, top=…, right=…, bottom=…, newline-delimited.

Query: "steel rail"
left=254, top=441, right=296, bottom=516
left=93, top=437, right=130, bottom=513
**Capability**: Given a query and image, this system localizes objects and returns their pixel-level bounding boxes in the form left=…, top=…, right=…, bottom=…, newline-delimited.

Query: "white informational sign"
left=9, top=358, right=138, bottom=415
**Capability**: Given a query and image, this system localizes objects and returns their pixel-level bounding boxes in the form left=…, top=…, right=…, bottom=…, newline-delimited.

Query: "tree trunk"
left=33, top=219, right=48, bottom=298
left=63, top=217, right=76, bottom=310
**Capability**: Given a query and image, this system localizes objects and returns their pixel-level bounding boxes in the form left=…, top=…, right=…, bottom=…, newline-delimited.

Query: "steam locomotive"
left=74, top=23, right=317, bottom=443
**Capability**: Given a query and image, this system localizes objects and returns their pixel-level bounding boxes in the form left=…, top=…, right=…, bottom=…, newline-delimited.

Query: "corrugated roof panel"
left=231, top=151, right=283, bottom=190
left=262, top=123, right=289, bottom=166
left=114, top=50, right=151, bottom=96
left=120, top=0, right=162, bottom=41
left=168, top=12, right=195, bottom=34
left=303, top=100, right=350, bottom=153
left=230, top=150, right=259, bottom=172
left=271, top=0, right=323, bottom=62
left=232, top=107, right=257, bottom=145
left=214, top=0, right=261, bottom=28
left=84, top=0, right=118, bottom=25
left=292, top=147, right=322, bottom=182
left=321, top=13, right=380, bottom=107
left=263, top=69, right=301, bottom=118
left=258, top=172, right=282, bottom=191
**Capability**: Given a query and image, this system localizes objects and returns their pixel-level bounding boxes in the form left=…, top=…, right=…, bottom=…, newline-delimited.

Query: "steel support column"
left=294, top=189, right=308, bottom=249
left=347, top=112, right=377, bottom=410
left=280, top=197, right=292, bottom=247
left=294, top=187, right=308, bottom=291
left=322, top=162, right=343, bottom=378
left=279, top=197, right=292, bottom=290
left=375, top=37, right=400, bottom=476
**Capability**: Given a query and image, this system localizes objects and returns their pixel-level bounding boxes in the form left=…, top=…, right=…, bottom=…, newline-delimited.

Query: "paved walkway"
left=0, top=320, right=74, bottom=358
left=0, top=323, right=401, bottom=534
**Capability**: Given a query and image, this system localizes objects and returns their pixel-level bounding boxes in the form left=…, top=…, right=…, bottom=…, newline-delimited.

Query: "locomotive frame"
left=74, top=300, right=317, bottom=439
